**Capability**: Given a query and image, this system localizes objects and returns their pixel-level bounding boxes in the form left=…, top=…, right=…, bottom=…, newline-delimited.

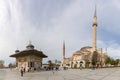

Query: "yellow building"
left=10, top=42, right=47, bottom=71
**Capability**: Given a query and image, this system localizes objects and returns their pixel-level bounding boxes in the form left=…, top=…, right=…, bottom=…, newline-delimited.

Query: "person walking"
left=21, top=67, right=24, bottom=77
left=80, top=61, right=83, bottom=70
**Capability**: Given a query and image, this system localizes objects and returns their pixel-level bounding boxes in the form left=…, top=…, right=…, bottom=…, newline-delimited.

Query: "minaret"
left=105, top=48, right=107, bottom=55
left=92, top=6, right=97, bottom=51
left=63, top=40, right=65, bottom=60
left=61, top=40, right=65, bottom=67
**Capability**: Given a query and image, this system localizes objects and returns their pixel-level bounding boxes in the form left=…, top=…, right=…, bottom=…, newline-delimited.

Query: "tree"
left=110, top=59, right=115, bottom=65
left=105, top=57, right=111, bottom=65
left=48, top=60, right=53, bottom=70
left=114, top=59, right=119, bottom=66
left=92, top=51, right=99, bottom=67
left=8, top=63, right=13, bottom=68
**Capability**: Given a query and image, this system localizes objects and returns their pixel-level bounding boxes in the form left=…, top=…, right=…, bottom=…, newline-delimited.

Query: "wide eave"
left=10, top=49, right=47, bottom=58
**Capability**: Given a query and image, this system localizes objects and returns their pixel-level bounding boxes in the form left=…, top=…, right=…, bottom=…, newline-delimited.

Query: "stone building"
left=0, top=60, right=4, bottom=68
left=10, top=42, right=47, bottom=71
left=69, top=47, right=107, bottom=68
left=62, top=7, right=107, bottom=68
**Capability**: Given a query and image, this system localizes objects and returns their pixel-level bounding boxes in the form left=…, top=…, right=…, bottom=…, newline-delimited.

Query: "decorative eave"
left=10, top=49, right=47, bottom=58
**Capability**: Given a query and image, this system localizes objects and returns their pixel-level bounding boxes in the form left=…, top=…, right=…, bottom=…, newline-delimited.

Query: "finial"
left=15, top=48, right=20, bottom=53
left=29, top=40, right=32, bottom=45
left=93, top=5, right=97, bottom=27
left=94, top=5, right=97, bottom=17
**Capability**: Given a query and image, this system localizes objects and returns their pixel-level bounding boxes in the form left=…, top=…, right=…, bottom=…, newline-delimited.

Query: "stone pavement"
left=0, top=68, right=120, bottom=80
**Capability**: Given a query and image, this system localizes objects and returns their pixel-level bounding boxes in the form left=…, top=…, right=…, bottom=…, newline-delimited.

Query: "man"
left=80, top=61, right=83, bottom=70
left=21, top=67, right=24, bottom=77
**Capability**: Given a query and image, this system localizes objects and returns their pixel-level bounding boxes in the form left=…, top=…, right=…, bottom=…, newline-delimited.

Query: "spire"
left=62, top=40, right=66, bottom=67
left=94, top=5, right=97, bottom=17
left=26, top=40, right=34, bottom=50
left=93, top=5, right=97, bottom=26
left=92, top=6, right=97, bottom=51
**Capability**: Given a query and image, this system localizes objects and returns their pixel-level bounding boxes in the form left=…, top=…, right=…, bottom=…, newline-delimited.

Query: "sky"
left=0, top=0, right=120, bottom=66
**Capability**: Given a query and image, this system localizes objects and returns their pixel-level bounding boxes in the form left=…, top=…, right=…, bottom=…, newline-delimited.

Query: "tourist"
left=21, top=67, right=24, bottom=77
left=79, top=61, right=83, bottom=70
left=56, top=67, right=58, bottom=71
left=23, top=68, right=25, bottom=73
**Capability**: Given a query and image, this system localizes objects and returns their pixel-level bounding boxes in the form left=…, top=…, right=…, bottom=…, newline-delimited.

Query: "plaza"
left=0, top=68, right=120, bottom=80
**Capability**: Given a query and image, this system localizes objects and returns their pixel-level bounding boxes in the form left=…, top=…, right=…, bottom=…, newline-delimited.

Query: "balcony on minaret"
left=93, top=17, right=97, bottom=26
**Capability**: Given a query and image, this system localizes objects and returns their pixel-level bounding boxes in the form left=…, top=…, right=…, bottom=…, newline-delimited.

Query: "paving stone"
left=0, top=68, right=120, bottom=80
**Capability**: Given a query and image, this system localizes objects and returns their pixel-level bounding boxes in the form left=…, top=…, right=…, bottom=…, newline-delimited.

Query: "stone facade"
left=62, top=47, right=107, bottom=68
left=68, top=47, right=106, bottom=68
left=10, top=42, right=47, bottom=71
left=16, top=55, right=42, bottom=71
left=61, top=8, right=108, bottom=68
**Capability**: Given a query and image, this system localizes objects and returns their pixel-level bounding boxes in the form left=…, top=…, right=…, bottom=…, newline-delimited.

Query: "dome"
left=80, top=46, right=92, bottom=51
left=72, top=46, right=93, bottom=56
left=74, top=46, right=92, bottom=55
left=26, top=44, right=34, bottom=50
left=15, top=49, right=20, bottom=53
left=26, top=41, right=34, bottom=50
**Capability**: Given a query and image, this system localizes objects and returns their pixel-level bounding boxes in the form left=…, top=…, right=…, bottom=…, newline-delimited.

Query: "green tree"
left=105, top=57, right=111, bottom=65
left=110, top=59, right=115, bottom=65
left=48, top=60, right=53, bottom=70
left=92, top=51, right=99, bottom=67
left=114, top=59, right=119, bottom=66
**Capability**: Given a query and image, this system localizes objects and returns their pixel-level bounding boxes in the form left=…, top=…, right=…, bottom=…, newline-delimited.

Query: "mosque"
left=62, top=8, right=108, bottom=68
left=10, top=42, right=47, bottom=71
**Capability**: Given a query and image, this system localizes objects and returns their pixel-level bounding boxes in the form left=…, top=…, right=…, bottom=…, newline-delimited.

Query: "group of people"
left=44, top=66, right=60, bottom=71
